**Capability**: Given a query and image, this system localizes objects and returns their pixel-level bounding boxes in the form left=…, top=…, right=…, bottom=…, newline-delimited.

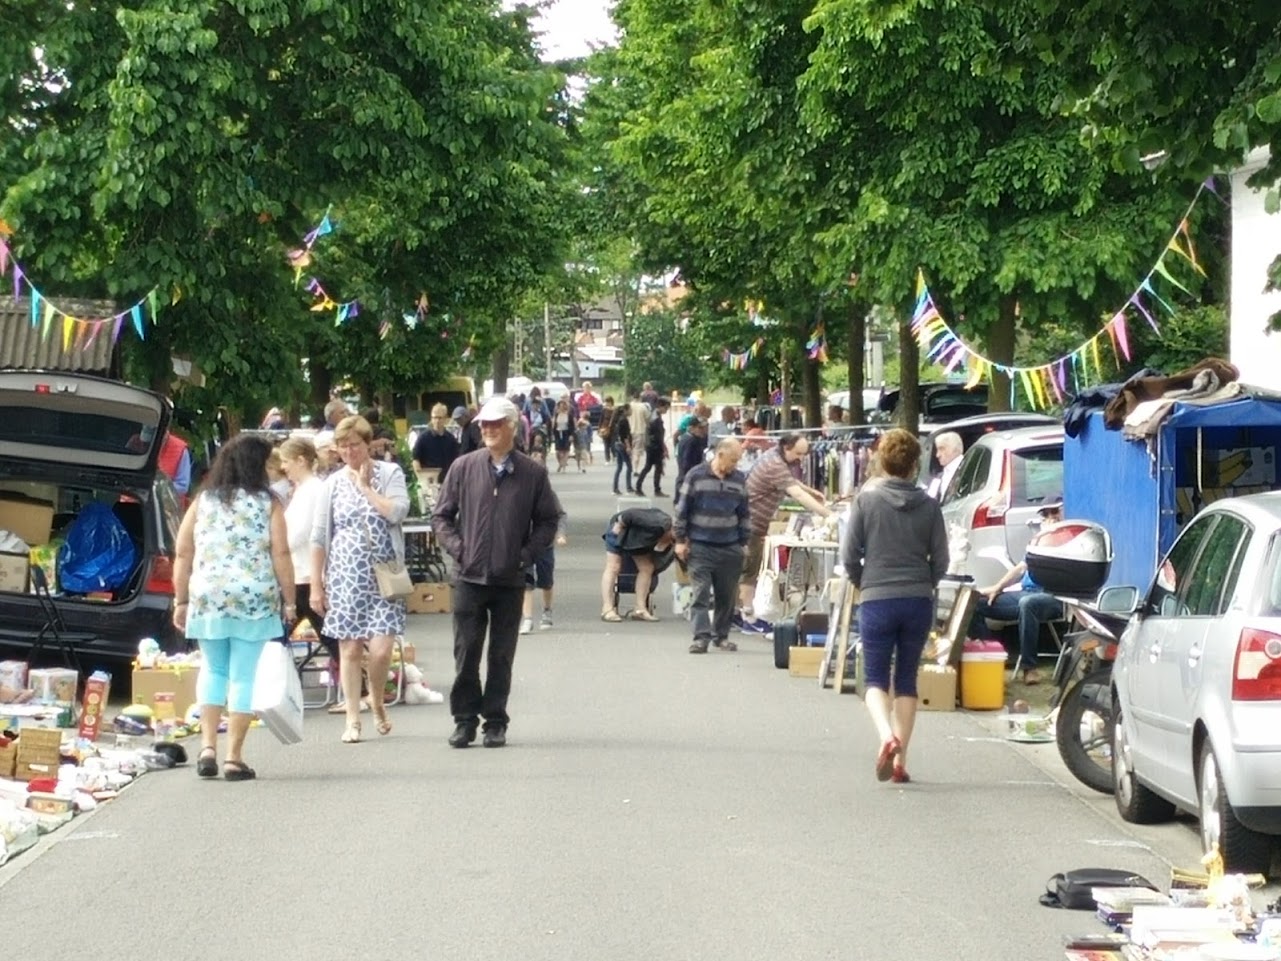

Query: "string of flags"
left=288, top=207, right=363, bottom=329
left=724, top=338, right=765, bottom=370
left=806, top=322, right=828, bottom=363
left=911, top=179, right=1214, bottom=410
left=0, top=235, right=162, bottom=351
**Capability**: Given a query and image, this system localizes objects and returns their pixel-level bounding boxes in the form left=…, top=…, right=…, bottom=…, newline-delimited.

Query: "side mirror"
left=1097, top=585, right=1140, bottom=616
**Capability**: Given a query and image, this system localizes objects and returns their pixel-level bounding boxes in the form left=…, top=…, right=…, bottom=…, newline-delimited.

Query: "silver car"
left=1111, top=492, right=1281, bottom=874
left=939, top=425, right=1065, bottom=588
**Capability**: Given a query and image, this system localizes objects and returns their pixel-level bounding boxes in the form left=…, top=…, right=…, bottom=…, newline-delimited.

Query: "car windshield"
left=1009, top=446, right=1063, bottom=507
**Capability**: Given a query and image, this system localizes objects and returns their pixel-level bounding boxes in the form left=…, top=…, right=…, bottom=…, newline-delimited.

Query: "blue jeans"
left=858, top=597, right=933, bottom=696
left=613, top=443, right=632, bottom=491
left=969, top=590, right=1062, bottom=670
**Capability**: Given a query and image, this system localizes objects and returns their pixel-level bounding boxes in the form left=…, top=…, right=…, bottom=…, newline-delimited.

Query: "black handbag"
left=1039, top=868, right=1157, bottom=909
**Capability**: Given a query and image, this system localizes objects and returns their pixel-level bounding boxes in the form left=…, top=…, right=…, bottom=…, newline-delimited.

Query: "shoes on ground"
left=689, top=638, right=710, bottom=654
left=712, top=638, right=738, bottom=652
left=448, top=723, right=477, bottom=748
left=483, top=726, right=507, bottom=748
left=539, top=611, right=553, bottom=631
left=890, top=766, right=911, bottom=784
left=738, top=618, right=773, bottom=635
left=519, top=617, right=533, bottom=635
left=731, top=611, right=746, bottom=630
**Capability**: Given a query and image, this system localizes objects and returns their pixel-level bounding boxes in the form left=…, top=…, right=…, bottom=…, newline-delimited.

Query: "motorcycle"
left=1049, top=597, right=1128, bottom=794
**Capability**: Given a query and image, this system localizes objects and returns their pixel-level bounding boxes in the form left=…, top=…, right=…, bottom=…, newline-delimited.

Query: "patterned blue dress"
left=322, top=474, right=406, bottom=639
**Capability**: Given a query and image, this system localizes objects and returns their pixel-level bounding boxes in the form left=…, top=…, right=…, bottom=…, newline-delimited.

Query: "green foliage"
left=625, top=309, right=710, bottom=396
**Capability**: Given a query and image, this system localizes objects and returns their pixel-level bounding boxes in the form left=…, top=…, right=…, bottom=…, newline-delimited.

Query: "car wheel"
left=773, top=619, right=796, bottom=669
left=1055, top=668, right=1114, bottom=795
left=1197, top=741, right=1275, bottom=875
left=1113, top=703, right=1176, bottom=824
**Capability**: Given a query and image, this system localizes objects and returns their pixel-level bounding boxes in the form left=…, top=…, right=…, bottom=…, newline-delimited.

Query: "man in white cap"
left=432, top=396, right=561, bottom=748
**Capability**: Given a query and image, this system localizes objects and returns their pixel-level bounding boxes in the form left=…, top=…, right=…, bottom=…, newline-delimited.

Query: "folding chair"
left=27, top=566, right=87, bottom=674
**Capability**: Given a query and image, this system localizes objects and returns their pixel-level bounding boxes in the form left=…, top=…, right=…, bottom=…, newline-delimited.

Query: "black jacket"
left=432, top=449, right=560, bottom=588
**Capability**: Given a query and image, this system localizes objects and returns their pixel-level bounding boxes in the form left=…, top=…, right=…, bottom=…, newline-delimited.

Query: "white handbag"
left=251, top=642, right=304, bottom=745
left=752, top=546, right=783, bottom=622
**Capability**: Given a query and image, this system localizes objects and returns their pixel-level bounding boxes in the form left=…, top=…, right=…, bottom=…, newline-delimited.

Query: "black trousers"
left=688, top=542, right=745, bottom=643
left=635, top=449, right=665, bottom=494
left=450, top=581, right=525, bottom=729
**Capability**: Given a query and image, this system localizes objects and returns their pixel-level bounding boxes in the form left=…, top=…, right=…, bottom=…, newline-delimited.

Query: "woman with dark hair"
left=310, top=415, right=410, bottom=743
left=609, top=404, right=633, bottom=495
left=842, top=427, right=948, bottom=784
left=173, top=434, right=295, bottom=781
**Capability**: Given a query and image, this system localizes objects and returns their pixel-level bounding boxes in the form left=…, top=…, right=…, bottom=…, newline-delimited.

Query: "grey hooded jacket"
left=842, top=477, right=949, bottom=602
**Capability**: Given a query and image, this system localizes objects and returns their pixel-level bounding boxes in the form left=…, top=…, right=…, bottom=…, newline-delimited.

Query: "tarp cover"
left=1064, top=393, right=1281, bottom=591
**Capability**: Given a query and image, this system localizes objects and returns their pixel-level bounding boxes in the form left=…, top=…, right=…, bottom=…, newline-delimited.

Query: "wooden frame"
left=943, top=584, right=979, bottom=669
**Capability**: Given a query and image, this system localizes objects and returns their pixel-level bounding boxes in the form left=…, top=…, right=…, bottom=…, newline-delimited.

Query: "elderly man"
left=737, top=433, right=834, bottom=632
left=926, top=431, right=964, bottom=500
left=675, top=437, right=751, bottom=654
left=433, top=396, right=561, bottom=748
left=313, top=397, right=350, bottom=447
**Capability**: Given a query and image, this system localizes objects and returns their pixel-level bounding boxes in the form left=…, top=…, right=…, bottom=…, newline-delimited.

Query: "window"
left=1010, top=446, right=1064, bottom=507
left=1182, top=514, right=1250, bottom=617
left=1148, top=515, right=1216, bottom=617
left=953, top=447, right=991, bottom=498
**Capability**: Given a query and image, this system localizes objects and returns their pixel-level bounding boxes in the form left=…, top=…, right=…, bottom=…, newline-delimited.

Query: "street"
left=0, top=459, right=1273, bottom=961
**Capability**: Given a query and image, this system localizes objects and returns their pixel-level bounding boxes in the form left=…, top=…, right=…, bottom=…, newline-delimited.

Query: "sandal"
left=341, top=722, right=362, bottom=744
left=601, top=610, right=624, bottom=622
left=328, top=700, right=369, bottom=715
left=372, top=704, right=392, bottom=737
left=628, top=609, right=659, bottom=622
left=196, top=747, right=217, bottom=779
left=223, top=760, right=256, bottom=782
left=875, top=737, right=902, bottom=782
left=890, top=765, right=911, bottom=784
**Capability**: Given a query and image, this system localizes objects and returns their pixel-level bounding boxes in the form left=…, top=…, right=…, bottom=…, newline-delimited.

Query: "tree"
left=625, top=308, right=708, bottom=396
left=2, top=1, right=572, bottom=430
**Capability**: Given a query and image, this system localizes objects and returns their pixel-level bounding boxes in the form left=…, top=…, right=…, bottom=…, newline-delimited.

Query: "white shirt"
left=284, top=474, right=324, bottom=583
left=929, top=456, right=962, bottom=500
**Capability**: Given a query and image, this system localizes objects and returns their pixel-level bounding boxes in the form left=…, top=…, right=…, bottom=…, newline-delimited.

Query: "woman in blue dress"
left=310, top=416, right=410, bottom=743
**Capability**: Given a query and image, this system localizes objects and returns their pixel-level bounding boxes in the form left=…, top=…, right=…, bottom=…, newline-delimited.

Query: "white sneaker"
left=520, top=617, right=533, bottom=635
left=539, top=610, right=553, bottom=631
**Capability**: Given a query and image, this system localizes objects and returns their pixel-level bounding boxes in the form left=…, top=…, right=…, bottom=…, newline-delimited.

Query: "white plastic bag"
left=752, top=547, right=782, bottom=622
left=251, top=642, right=304, bottom=745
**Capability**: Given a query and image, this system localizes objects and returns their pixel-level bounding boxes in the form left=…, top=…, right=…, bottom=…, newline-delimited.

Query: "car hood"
left=0, top=370, right=170, bottom=486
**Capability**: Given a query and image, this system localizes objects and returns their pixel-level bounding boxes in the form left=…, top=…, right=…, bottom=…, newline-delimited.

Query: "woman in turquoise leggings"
left=172, top=434, right=295, bottom=781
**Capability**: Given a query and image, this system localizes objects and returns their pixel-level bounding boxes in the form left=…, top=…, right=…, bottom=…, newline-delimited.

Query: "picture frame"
left=943, top=584, right=979, bottom=669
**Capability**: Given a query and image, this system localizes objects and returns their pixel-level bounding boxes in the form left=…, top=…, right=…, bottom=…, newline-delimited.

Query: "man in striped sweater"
left=674, top=437, right=750, bottom=654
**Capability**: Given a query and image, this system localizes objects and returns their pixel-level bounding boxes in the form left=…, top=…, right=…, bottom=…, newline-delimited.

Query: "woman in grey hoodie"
left=842, top=428, right=948, bottom=783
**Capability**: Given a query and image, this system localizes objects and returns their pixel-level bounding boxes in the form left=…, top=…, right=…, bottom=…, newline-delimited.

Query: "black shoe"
left=612, top=488, right=621, bottom=495
left=689, top=639, right=710, bottom=654
left=654, top=490, right=668, bottom=498
left=482, top=726, right=507, bottom=748
left=448, top=723, right=477, bottom=748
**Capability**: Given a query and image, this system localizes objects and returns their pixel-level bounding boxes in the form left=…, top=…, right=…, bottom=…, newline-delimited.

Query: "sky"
left=524, top=0, right=618, bottom=60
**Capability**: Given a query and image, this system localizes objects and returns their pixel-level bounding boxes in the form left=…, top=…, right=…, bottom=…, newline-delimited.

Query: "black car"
left=0, top=371, right=183, bottom=668
left=879, top=382, right=991, bottom=425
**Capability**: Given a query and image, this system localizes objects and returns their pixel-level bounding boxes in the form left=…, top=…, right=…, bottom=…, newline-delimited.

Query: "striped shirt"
left=674, top=463, right=750, bottom=546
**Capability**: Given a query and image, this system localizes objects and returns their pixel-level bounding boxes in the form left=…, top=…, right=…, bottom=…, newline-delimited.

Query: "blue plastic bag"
left=57, top=502, right=137, bottom=593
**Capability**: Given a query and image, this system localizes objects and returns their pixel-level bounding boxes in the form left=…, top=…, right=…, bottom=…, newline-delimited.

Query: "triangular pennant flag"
left=12, top=264, right=22, bottom=302
left=131, top=304, right=145, bottom=340
left=1153, top=256, right=1194, bottom=297
left=41, top=299, right=55, bottom=341
left=1104, top=318, right=1120, bottom=366
left=111, top=314, right=124, bottom=343
left=0, top=239, right=8, bottom=278
left=62, top=315, right=74, bottom=353
left=1111, top=313, right=1131, bottom=360
left=1177, top=220, right=1207, bottom=276
left=84, top=319, right=102, bottom=350
left=1018, top=369, right=1037, bottom=409
left=1129, top=296, right=1160, bottom=333
left=1091, top=335, right=1102, bottom=380
left=146, top=289, right=159, bottom=323
left=28, top=287, right=39, bottom=326
left=964, top=358, right=985, bottom=390
left=336, top=303, right=349, bottom=325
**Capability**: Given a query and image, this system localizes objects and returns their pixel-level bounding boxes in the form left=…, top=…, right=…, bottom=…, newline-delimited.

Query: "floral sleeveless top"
left=188, top=490, right=279, bottom=622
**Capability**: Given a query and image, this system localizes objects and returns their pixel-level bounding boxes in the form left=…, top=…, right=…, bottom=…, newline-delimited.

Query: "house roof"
left=0, top=297, right=117, bottom=373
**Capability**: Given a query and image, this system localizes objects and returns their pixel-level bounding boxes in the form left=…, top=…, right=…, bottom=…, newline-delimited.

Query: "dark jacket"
left=842, top=476, right=948, bottom=602
left=432, top=448, right=560, bottom=588
left=645, top=413, right=666, bottom=454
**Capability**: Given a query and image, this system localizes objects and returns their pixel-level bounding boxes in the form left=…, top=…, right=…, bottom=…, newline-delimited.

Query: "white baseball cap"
left=476, top=396, right=519, bottom=424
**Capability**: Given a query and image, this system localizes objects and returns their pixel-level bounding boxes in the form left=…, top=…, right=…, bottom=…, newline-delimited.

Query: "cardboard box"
left=407, top=582, right=451, bottom=614
left=14, top=727, right=63, bottom=780
left=0, top=659, right=28, bottom=693
left=916, top=664, right=957, bottom=712
left=0, top=494, right=54, bottom=548
left=0, top=736, right=15, bottom=778
left=788, top=645, right=826, bottom=678
left=0, top=551, right=28, bottom=592
left=28, top=667, right=77, bottom=705
left=132, top=664, right=201, bottom=720
left=78, top=672, right=111, bottom=741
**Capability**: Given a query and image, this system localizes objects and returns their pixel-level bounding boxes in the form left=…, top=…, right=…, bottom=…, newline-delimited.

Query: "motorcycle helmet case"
left=1025, top=520, right=1112, bottom=598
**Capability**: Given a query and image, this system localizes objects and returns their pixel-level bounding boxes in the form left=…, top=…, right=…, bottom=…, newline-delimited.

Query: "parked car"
left=939, top=425, right=1065, bottom=589
left=0, top=371, right=183, bottom=667
left=825, top=388, right=888, bottom=423
left=880, top=382, right=991, bottom=426
left=917, top=413, right=1059, bottom=489
left=1110, top=492, right=1281, bottom=874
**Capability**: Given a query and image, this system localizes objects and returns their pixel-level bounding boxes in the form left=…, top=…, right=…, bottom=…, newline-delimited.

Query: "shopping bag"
left=251, top=641, right=304, bottom=745
left=752, top=547, right=782, bottom=622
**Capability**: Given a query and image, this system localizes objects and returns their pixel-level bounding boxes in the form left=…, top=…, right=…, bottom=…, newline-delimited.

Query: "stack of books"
left=1093, top=886, right=1171, bottom=927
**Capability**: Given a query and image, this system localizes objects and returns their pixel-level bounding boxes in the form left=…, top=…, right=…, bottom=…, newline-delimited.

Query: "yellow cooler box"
left=960, top=641, right=1006, bottom=710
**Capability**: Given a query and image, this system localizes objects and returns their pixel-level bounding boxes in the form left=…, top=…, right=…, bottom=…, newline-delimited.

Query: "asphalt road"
left=0, top=454, right=1275, bottom=961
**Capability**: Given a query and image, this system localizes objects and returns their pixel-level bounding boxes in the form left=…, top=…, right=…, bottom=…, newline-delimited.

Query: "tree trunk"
left=847, top=302, right=866, bottom=424
left=898, top=310, right=920, bottom=432
left=492, top=340, right=510, bottom=396
left=309, top=360, right=332, bottom=416
left=986, top=295, right=1018, bottom=413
